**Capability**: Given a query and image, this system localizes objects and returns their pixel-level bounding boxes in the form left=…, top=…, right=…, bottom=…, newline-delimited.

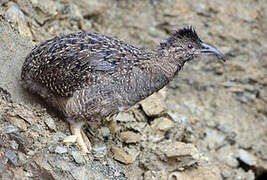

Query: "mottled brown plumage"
left=21, top=27, right=225, bottom=153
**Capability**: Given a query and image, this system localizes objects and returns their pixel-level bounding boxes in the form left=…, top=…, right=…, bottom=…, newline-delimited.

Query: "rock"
left=216, top=145, right=239, bottom=167
left=157, top=141, right=200, bottom=167
left=5, top=3, right=32, bottom=39
left=151, top=117, right=174, bottom=131
left=125, top=122, right=147, bottom=133
left=71, top=151, right=85, bottom=164
left=99, top=127, right=110, bottom=137
left=53, top=131, right=67, bottom=141
left=0, top=124, right=19, bottom=134
left=203, top=128, right=226, bottom=150
left=126, top=148, right=140, bottom=161
left=113, top=111, right=136, bottom=122
left=144, top=170, right=168, bottom=180
left=54, top=145, right=68, bottom=154
left=10, top=140, right=19, bottom=150
left=238, top=149, right=258, bottom=166
left=140, top=92, right=167, bottom=117
left=168, top=166, right=222, bottom=180
left=5, top=150, right=17, bottom=165
left=120, top=131, right=142, bottom=143
left=92, top=143, right=107, bottom=154
left=29, top=0, right=59, bottom=16
left=4, top=116, right=28, bottom=131
left=159, top=141, right=199, bottom=159
left=17, top=152, right=27, bottom=165
left=44, top=117, right=57, bottom=131
left=12, top=168, right=29, bottom=180
left=111, top=146, right=133, bottom=164
left=0, top=152, right=8, bottom=173
left=30, top=124, right=44, bottom=132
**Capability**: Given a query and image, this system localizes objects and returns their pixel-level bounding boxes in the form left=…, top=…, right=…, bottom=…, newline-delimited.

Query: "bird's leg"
left=69, top=121, right=91, bottom=154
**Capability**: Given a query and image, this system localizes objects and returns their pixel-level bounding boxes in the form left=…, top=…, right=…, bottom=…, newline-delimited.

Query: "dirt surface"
left=0, top=0, right=266, bottom=180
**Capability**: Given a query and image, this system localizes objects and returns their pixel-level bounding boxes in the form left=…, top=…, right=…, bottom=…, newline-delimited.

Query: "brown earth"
left=0, top=0, right=266, bottom=180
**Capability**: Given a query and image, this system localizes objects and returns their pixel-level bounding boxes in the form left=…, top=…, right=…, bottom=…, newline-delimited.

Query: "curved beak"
left=200, top=43, right=226, bottom=61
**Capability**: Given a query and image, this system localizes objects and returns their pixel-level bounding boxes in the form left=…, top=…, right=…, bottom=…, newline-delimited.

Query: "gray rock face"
left=0, top=0, right=266, bottom=180
left=0, top=21, right=35, bottom=104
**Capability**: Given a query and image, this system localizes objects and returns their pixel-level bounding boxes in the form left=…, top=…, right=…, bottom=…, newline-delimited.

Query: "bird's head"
left=160, top=26, right=225, bottom=62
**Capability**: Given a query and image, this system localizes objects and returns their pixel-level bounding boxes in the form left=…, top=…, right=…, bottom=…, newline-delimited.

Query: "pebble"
left=10, top=140, right=19, bottom=150
left=53, top=131, right=67, bottom=141
left=125, top=122, right=147, bottom=133
left=5, top=4, right=25, bottom=22
left=158, top=141, right=199, bottom=159
left=168, top=166, right=222, bottom=180
left=6, top=116, right=27, bottom=131
left=0, top=124, right=19, bottom=134
left=238, top=149, right=257, bottom=166
left=17, top=152, right=27, bottom=165
left=71, top=151, right=85, bottom=164
left=140, top=92, right=167, bottom=117
left=99, top=127, right=110, bottom=137
left=151, top=117, right=174, bottom=131
left=55, top=145, right=68, bottom=154
left=0, top=156, right=8, bottom=172
left=44, top=117, right=57, bottom=131
left=13, top=169, right=28, bottom=180
left=5, top=150, right=17, bottom=165
left=30, top=124, right=44, bottom=132
left=5, top=4, right=32, bottom=38
left=113, top=112, right=136, bottom=122
left=92, top=143, right=107, bottom=153
left=120, top=131, right=142, bottom=143
left=111, top=146, right=133, bottom=164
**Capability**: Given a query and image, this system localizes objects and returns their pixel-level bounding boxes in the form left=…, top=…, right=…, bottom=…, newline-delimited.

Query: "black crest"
left=173, top=26, right=202, bottom=42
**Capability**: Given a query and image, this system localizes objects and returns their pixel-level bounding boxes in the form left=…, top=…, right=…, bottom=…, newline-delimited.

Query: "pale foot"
left=70, top=122, right=92, bottom=154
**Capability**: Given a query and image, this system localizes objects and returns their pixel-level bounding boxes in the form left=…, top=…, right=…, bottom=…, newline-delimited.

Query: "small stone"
left=140, top=92, right=167, bottom=117
left=93, top=143, right=107, bottom=153
left=238, top=149, right=258, bottom=166
left=44, top=117, right=57, bottom=131
left=5, top=150, right=17, bottom=165
left=158, top=141, right=199, bottom=162
left=99, top=127, right=110, bottom=137
left=120, top=131, right=142, bottom=143
left=13, top=169, right=28, bottom=180
left=71, top=151, right=85, bottom=164
left=125, top=122, right=147, bottom=133
left=5, top=116, right=27, bottom=131
left=30, top=124, right=44, bottom=132
left=111, top=146, right=133, bottom=164
left=16, top=108, right=37, bottom=125
left=55, top=145, right=68, bottom=154
left=0, top=152, right=8, bottom=172
left=0, top=124, right=19, bottom=134
left=63, top=135, right=77, bottom=144
left=126, top=148, right=140, bottom=161
left=53, top=131, right=67, bottom=141
left=10, top=140, right=19, bottom=150
left=152, top=117, right=174, bottom=131
left=17, top=152, right=27, bottom=165
left=168, top=166, right=222, bottom=180
left=113, top=112, right=136, bottom=122
left=5, top=4, right=32, bottom=39
left=48, top=143, right=57, bottom=153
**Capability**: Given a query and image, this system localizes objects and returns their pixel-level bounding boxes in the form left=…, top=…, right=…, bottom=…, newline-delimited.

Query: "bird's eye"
left=188, top=44, right=193, bottom=49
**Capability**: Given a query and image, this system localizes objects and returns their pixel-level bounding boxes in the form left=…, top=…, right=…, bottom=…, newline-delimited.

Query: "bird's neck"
left=118, top=49, right=186, bottom=107
left=139, top=49, right=186, bottom=95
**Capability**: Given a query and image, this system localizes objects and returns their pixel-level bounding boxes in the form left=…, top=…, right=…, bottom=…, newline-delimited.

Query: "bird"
left=21, top=27, right=225, bottom=154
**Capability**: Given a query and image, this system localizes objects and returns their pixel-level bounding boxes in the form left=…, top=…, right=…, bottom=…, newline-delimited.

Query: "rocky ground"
left=0, top=0, right=266, bottom=179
